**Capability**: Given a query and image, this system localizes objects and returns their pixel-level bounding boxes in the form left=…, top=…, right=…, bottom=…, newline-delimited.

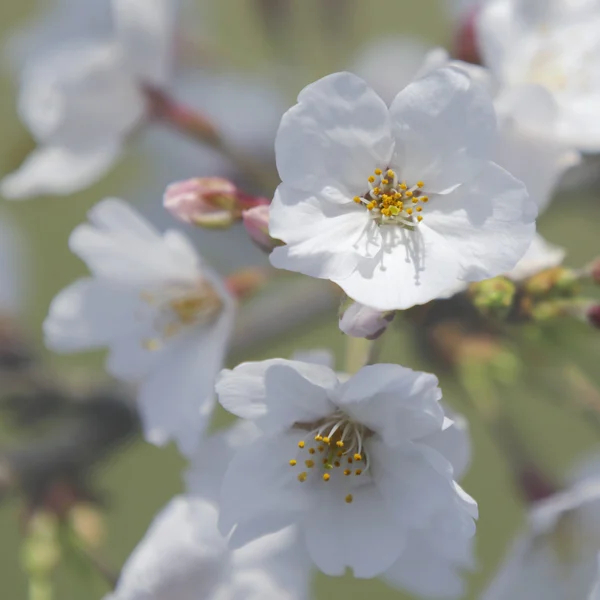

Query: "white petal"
left=216, top=359, right=337, bottom=432
left=112, top=0, right=180, bottom=85
left=337, top=364, right=445, bottom=443
left=302, top=483, right=404, bottom=578
left=506, top=234, right=566, bottom=281
left=109, top=496, right=228, bottom=600
left=137, top=310, right=233, bottom=457
left=339, top=302, right=393, bottom=339
left=421, top=407, right=472, bottom=481
left=1, top=145, right=120, bottom=200
left=269, top=185, right=378, bottom=280
left=218, top=431, right=306, bottom=535
left=275, top=72, right=393, bottom=194
left=424, top=162, right=537, bottom=282
left=44, top=278, right=140, bottom=352
left=389, top=66, right=496, bottom=194
left=334, top=223, right=466, bottom=311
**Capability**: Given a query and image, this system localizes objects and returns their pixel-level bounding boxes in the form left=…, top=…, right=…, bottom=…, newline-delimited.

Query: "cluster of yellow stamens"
left=289, top=413, right=371, bottom=504
left=353, top=168, right=429, bottom=226
left=140, top=282, right=223, bottom=351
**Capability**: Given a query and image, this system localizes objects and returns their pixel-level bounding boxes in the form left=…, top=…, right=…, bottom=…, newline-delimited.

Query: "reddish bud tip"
left=339, top=302, right=395, bottom=340
left=454, top=6, right=482, bottom=65
left=587, top=304, right=600, bottom=329
left=242, top=205, right=282, bottom=253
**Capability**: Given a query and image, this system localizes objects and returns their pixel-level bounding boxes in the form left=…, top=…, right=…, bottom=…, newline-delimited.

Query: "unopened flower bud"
left=164, top=178, right=240, bottom=228
left=524, top=267, right=579, bottom=299
left=454, top=7, right=482, bottom=65
left=469, top=277, right=516, bottom=319
left=339, top=301, right=395, bottom=340
left=242, top=205, right=283, bottom=253
left=587, top=304, right=600, bottom=329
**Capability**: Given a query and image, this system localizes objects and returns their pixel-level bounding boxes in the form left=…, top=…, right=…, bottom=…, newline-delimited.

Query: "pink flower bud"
left=454, top=6, right=482, bottom=65
left=339, top=302, right=395, bottom=340
left=242, top=205, right=282, bottom=253
left=587, top=304, right=600, bottom=329
left=164, top=178, right=240, bottom=228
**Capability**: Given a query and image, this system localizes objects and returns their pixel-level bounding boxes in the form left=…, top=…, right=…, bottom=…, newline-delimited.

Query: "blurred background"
left=0, top=0, right=599, bottom=598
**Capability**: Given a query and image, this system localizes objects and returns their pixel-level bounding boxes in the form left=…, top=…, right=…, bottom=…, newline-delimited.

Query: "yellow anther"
left=406, top=208, right=413, bottom=215
left=298, top=441, right=305, bottom=449
left=421, top=196, right=429, bottom=203
left=323, top=458, right=329, bottom=464
left=347, top=457, right=353, bottom=464
left=298, top=472, right=307, bottom=482
left=367, top=202, right=376, bottom=211
left=289, top=459, right=297, bottom=466
left=334, top=461, right=341, bottom=467
left=308, top=448, right=316, bottom=455
left=337, top=451, right=344, bottom=457
left=323, top=437, right=331, bottom=444
left=381, top=179, right=389, bottom=185
left=353, top=453, right=362, bottom=461
left=416, top=206, right=423, bottom=212
left=322, top=473, right=331, bottom=482
left=345, top=494, right=354, bottom=504
left=417, top=215, right=423, bottom=222
left=318, top=446, right=325, bottom=452
left=393, top=192, right=402, bottom=201
left=405, top=191, right=413, bottom=198
left=305, top=460, right=315, bottom=468
left=374, top=168, right=382, bottom=175
left=372, top=187, right=380, bottom=195
left=381, top=208, right=391, bottom=217
left=400, top=182, right=408, bottom=190
left=368, top=176, right=375, bottom=183
left=387, top=170, right=395, bottom=178
left=417, top=181, right=425, bottom=188
left=353, top=196, right=361, bottom=204
left=314, top=435, right=323, bottom=442
left=355, top=469, right=363, bottom=476
left=396, top=201, right=403, bottom=209
left=336, top=440, right=344, bottom=448
left=412, top=198, right=418, bottom=204
left=343, top=469, right=351, bottom=476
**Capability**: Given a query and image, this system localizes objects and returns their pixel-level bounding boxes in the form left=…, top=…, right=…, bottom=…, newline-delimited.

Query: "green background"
left=1, top=0, right=599, bottom=598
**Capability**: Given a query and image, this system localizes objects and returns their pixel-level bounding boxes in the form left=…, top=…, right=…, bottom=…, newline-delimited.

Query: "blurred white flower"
left=269, top=69, right=536, bottom=311
left=477, top=0, right=600, bottom=151
left=43, top=198, right=235, bottom=456
left=215, top=359, right=477, bottom=580
left=107, top=422, right=312, bottom=600
left=1, top=0, right=181, bottom=199
left=482, top=462, right=600, bottom=600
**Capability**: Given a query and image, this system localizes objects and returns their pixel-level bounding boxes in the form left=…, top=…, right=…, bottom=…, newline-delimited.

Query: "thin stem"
left=344, top=337, right=373, bottom=375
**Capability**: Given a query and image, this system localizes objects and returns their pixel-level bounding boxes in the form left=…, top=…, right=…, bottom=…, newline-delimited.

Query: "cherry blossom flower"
left=107, top=422, right=311, bottom=600
left=1, top=0, right=181, bottom=199
left=482, top=459, right=600, bottom=600
left=269, top=69, right=536, bottom=311
left=215, top=358, right=478, bottom=580
left=43, top=198, right=235, bottom=456
left=477, top=0, right=600, bottom=151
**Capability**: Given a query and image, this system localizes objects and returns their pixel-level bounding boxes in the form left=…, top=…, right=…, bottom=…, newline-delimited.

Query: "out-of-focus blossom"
left=482, top=460, right=600, bottom=600
left=107, top=422, right=312, bottom=600
left=477, top=0, right=600, bottom=152
left=243, top=204, right=283, bottom=254
left=505, top=235, right=566, bottom=282
left=269, top=70, right=536, bottom=311
left=339, top=302, right=395, bottom=340
left=216, top=358, right=477, bottom=583
left=1, top=0, right=181, bottom=199
left=43, top=199, right=235, bottom=456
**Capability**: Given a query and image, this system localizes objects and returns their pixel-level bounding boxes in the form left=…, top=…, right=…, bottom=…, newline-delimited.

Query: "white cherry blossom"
left=107, top=422, right=311, bottom=600
left=269, top=68, right=536, bottom=311
left=1, top=0, right=180, bottom=199
left=215, top=358, right=478, bottom=580
left=482, top=461, right=600, bottom=600
left=43, top=198, right=235, bottom=456
left=477, top=0, right=600, bottom=151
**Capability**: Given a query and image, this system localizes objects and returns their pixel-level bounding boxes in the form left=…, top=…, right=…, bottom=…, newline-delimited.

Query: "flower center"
left=140, top=280, right=223, bottom=350
left=289, top=411, right=372, bottom=504
left=354, top=168, right=429, bottom=227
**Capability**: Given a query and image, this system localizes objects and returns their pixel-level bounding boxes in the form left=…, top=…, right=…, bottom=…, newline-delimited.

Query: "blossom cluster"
left=2, top=0, right=600, bottom=599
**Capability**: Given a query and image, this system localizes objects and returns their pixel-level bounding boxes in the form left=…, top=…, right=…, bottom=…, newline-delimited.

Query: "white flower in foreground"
left=505, top=234, right=566, bottom=281
left=107, top=423, right=311, bottom=600
left=216, top=358, right=478, bottom=582
left=1, top=0, right=180, bottom=199
left=482, top=463, right=600, bottom=600
left=269, top=69, right=536, bottom=311
left=43, top=198, right=235, bottom=456
left=477, top=0, right=600, bottom=151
